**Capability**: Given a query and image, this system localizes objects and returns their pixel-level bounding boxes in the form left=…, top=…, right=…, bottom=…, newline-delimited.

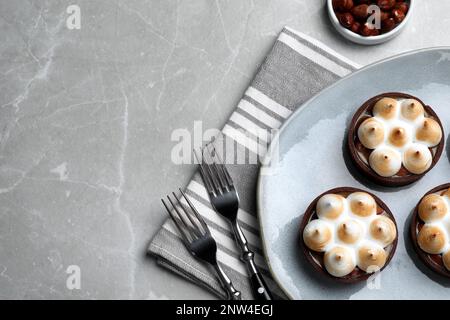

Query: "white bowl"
left=327, top=0, right=414, bottom=45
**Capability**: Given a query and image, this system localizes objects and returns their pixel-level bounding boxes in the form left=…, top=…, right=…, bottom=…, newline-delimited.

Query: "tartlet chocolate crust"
left=347, top=92, right=445, bottom=187
left=299, top=187, right=398, bottom=284
left=410, top=183, right=450, bottom=278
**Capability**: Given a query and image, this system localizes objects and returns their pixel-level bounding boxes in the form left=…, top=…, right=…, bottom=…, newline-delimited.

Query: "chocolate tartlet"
left=410, top=183, right=450, bottom=278
left=300, top=187, right=398, bottom=283
left=348, top=92, right=445, bottom=187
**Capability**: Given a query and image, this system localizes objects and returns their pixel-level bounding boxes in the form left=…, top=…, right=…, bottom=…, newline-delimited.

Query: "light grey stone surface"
left=0, top=0, right=449, bottom=299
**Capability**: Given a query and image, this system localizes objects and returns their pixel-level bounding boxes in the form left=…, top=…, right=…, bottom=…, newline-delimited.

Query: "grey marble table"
left=1, top=0, right=449, bottom=299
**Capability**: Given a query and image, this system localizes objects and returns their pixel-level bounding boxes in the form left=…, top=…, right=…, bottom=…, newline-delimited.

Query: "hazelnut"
left=395, top=2, right=409, bottom=14
left=380, top=11, right=390, bottom=22
left=333, top=0, right=354, bottom=12
left=338, top=12, right=355, bottom=28
left=381, top=17, right=396, bottom=33
left=371, top=28, right=380, bottom=36
left=350, top=21, right=361, bottom=33
left=377, top=0, right=396, bottom=11
left=351, top=4, right=369, bottom=20
left=360, top=22, right=373, bottom=36
left=332, top=0, right=341, bottom=11
left=392, top=8, right=406, bottom=23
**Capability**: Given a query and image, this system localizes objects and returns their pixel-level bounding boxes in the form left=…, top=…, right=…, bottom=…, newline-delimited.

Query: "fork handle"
left=213, top=263, right=241, bottom=300
left=250, top=267, right=273, bottom=300
left=232, top=222, right=273, bottom=300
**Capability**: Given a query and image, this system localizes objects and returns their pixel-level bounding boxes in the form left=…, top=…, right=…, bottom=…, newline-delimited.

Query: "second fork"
left=162, top=189, right=241, bottom=300
left=195, top=144, right=273, bottom=300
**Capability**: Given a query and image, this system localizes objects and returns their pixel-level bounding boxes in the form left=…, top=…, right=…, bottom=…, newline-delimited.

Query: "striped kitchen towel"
left=148, top=26, right=361, bottom=300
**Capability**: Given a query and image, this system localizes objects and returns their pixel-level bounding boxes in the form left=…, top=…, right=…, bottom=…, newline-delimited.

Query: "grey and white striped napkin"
left=148, top=26, right=361, bottom=300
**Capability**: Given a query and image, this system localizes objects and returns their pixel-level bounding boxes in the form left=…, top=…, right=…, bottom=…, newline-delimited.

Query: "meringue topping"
left=337, top=220, right=363, bottom=244
left=401, top=99, right=424, bottom=121
left=358, top=117, right=385, bottom=149
left=357, top=243, right=387, bottom=273
left=373, top=97, right=398, bottom=120
left=324, top=246, right=356, bottom=277
left=355, top=95, right=443, bottom=178
left=418, top=225, right=447, bottom=254
left=348, top=192, right=377, bottom=217
left=368, top=147, right=402, bottom=177
left=388, top=126, right=410, bottom=147
left=443, top=188, right=450, bottom=199
left=403, top=144, right=432, bottom=174
left=316, top=194, right=345, bottom=220
left=303, top=191, right=396, bottom=278
left=369, top=216, right=397, bottom=246
left=303, top=219, right=333, bottom=252
left=418, top=194, right=448, bottom=222
left=443, top=250, right=450, bottom=271
left=415, top=188, right=450, bottom=272
left=416, top=118, right=443, bottom=147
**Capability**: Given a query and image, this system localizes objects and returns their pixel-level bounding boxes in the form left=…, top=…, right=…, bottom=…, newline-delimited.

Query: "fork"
left=161, top=189, right=241, bottom=300
left=195, top=144, right=273, bottom=300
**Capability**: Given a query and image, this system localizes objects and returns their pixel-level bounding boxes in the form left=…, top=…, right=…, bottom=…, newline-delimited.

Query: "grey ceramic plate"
left=257, top=48, right=450, bottom=300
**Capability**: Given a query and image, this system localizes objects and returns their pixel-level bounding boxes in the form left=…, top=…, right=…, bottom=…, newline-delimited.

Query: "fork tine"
left=194, top=148, right=217, bottom=196
left=167, top=194, right=198, bottom=241
left=205, top=144, right=228, bottom=191
left=161, top=198, right=191, bottom=244
left=179, top=188, right=210, bottom=235
left=173, top=192, right=204, bottom=237
left=206, top=143, right=233, bottom=189
left=212, top=145, right=233, bottom=187
left=202, top=146, right=225, bottom=193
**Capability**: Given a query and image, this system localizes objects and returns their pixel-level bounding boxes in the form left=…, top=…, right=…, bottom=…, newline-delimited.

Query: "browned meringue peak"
left=401, top=99, right=424, bottom=121
left=337, top=220, right=363, bottom=244
left=316, top=194, right=345, bottom=220
left=324, top=246, right=356, bottom=277
left=303, top=219, right=333, bottom=252
left=348, top=192, right=376, bottom=217
left=443, top=188, right=450, bottom=199
left=357, top=243, right=387, bottom=273
left=369, top=216, right=397, bottom=247
left=368, top=147, right=402, bottom=177
left=357, top=117, right=385, bottom=149
left=443, top=250, right=450, bottom=272
left=418, top=194, right=448, bottom=222
left=403, top=144, right=432, bottom=175
left=373, top=97, right=398, bottom=120
left=388, top=126, right=410, bottom=147
left=417, top=225, right=447, bottom=254
left=416, top=118, right=443, bottom=147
